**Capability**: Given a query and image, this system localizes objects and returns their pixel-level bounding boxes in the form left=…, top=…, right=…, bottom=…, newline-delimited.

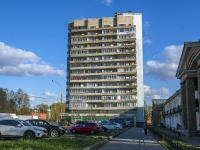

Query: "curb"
left=83, top=127, right=131, bottom=150
left=156, top=139, right=169, bottom=150
left=148, top=130, right=169, bottom=150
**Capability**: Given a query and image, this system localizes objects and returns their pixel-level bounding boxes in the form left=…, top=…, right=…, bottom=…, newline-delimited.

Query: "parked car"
left=100, top=120, right=109, bottom=125
left=0, top=119, right=47, bottom=139
left=103, top=122, right=123, bottom=130
left=26, top=119, right=66, bottom=138
left=98, top=123, right=108, bottom=132
left=71, top=121, right=89, bottom=127
left=110, top=119, right=127, bottom=127
left=70, top=122, right=100, bottom=134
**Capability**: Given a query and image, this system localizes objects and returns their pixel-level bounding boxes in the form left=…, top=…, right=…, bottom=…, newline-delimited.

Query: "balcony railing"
left=69, top=99, right=137, bottom=103
left=70, top=78, right=137, bottom=83
left=70, top=64, right=136, bottom=70
left=69, top=106, right=136, bottom=110
left=70, top=58, right=136, bottom=63
left=70, top=25, right=136, bottom=32
left=71, top=38, right=135, bottom=45
left=70, top=85, right=137, bottom=89
left=70, top=45, right=135, bottom=50
left=70, top=71, right=137, bottom=76
left=69, top=91, right=137, bottom=96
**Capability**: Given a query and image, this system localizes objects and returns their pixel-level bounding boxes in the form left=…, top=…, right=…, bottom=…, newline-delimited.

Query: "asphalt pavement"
left=98, top=127, right=167, bottom=150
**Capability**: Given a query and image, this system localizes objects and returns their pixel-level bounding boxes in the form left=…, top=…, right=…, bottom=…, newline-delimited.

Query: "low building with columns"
left=162, top=90, right=182, bottom=129
left=176, top=40, right=200, bottom=136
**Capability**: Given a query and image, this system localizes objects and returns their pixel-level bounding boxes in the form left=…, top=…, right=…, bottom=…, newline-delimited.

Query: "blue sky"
left=0, top=0, right=200, bottom=107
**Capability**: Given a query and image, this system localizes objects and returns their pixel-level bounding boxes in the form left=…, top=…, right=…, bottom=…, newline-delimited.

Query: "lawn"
left=0, top=128, right=129, bottom=150
left=0, top=136, right=101, bottom=150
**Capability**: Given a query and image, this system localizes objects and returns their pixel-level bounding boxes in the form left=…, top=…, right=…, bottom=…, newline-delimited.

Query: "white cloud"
left=143, top=21, right=151, bottom=31
left=144, top=85, right=169, bottom=100
left=43, top=92, right=57, bottom=97
left=28, top=94, right=36, bottom=101
left=160, top=87, right=170, bottom=94
left=0, top=42, right=65, bottom=76
left=102, top=0, right=113, bottom=6
left=143, top=39, right=152, bottom=44
left=163, top=45, right=183, bottom=62
left=144, top=44, right=183, bottom=79
left=143, top=21, right=152, bottom=45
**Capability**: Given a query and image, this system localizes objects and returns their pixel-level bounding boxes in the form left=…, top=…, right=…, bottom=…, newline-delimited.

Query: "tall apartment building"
left=66, top=12, right=144, bottom=123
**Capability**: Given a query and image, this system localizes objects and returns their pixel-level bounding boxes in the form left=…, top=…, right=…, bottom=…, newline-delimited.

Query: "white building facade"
left=163, top=90, right=182, bottom=129
left=66, top=12, right=144, bottom=123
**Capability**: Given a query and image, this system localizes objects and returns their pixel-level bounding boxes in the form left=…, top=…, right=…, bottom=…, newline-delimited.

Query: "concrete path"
left=98, top=127, right=167, bottom=150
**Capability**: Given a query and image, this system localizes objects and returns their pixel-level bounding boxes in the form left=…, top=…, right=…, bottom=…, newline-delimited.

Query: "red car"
left=70, top=122, right=100, bottom=134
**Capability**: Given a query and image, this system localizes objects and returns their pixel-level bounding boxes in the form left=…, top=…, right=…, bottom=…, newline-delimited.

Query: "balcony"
left=70, top=45, right=135, bottom=50
left=71, top=32, right=118, bottom=38
left=101, top=99, right=137, bottom=103
left=70, top=58, right=136, bottom=63
left=69, top=91, right=137, bottom=96
left=69, top=106, right=136, bottom=110
left=70, top=71, right=137, bottom=76
left=70, top=64, right=136, bottom=70
left=70, top=25, right=136, bottom=32
left=70, top=85, right=137, bottom=90
left=70, top=78, right=137, bottom=83
left=69, top=99, right=137, bottom=103
left=71, top=38, right=135, bottom=45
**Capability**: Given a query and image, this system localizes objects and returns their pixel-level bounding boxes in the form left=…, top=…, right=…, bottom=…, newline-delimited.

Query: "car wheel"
left=90, top=130, right=95, bottom=134
left=24, top=131, right=35, bottom=140
left=116, top=127, right=120, bottom=130
left=72, top=129, right=77, bottom=134
left=50, top=130, right=59, bottom=138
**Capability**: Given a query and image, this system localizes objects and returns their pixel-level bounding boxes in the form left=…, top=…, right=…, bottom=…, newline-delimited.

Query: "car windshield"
left=46, top=120, right=54, bottom=125
left=19, top=120, right=32, bottom=126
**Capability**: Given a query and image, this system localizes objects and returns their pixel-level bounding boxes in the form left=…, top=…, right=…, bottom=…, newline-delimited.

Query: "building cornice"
left=176, top=41, right=200, bottom=78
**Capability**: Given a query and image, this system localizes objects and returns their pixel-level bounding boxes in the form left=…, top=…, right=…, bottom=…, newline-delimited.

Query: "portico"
left=176, top=41, right=200, bottom=136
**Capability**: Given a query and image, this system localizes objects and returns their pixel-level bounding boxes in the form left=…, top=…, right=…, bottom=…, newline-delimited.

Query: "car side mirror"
left=17, top=124, right=22, bottom=128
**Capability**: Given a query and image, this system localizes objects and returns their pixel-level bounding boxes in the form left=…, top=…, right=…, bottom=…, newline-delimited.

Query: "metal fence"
left=148, top=127, right=189, bottom=150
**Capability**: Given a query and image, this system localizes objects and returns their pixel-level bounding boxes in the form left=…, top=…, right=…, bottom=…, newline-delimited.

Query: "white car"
left=0, top=119, right=47, bottom=139
left=103, top=122, right=123, bottom=130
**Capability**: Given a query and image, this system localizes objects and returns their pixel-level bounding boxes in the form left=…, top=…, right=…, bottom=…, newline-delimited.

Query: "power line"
left=28, top=95, right=54, bottom=100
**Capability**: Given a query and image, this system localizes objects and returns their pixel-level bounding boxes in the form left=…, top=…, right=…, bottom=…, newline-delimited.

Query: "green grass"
left=160, top=140, right=199, bottom=150
left=0, top=128, right=129, bottom=150
left=0, top=136, right=101, bottom=150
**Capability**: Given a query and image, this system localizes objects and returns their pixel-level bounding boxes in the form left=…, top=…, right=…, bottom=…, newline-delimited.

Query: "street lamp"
left=52, top=80, right=62, bottom=104
left=52, top=80, right=63, bottom=120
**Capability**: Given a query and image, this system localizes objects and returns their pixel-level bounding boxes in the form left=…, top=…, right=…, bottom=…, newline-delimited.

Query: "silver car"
left=0, top=119, right=47, bottom=139
left=103, top=122, right=123, bottom=130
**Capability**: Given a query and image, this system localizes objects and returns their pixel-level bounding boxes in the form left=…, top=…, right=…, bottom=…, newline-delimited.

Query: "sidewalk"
left=98, top=127, right=167, bottom=150
left=180, top=136, right=200, bottom=147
